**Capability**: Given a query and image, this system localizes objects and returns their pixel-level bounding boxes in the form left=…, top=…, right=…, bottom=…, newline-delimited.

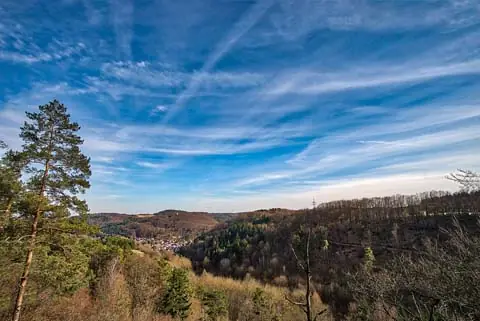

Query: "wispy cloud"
left=269, top=0, right=480, bottom=40
left=164, top=0, right=274, bottom=122
left=135, top=160, right=178, bottom=171
left=0, top=42, right=86, bottom=64
left=237, top=109, right=480, bottom=187
left=265, top=60, right=480, bottom=96
left=100, top=61, right=266, bottom=89
left=110, top=0, right=134, bottom=59
left=152, top=105, right=168, bottom=114
left=2, top=0, right=480, bottom=213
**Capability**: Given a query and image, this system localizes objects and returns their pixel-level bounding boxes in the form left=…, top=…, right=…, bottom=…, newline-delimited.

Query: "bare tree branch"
left=290, top=243, right=306, bottom=272
left=447, top=169, right=480, bottom=192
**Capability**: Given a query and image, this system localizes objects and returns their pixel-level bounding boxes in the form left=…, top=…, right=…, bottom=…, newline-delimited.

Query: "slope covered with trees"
left=181, top=190, right=480, bottom=320
left=89, top=210, right=219, bottom=239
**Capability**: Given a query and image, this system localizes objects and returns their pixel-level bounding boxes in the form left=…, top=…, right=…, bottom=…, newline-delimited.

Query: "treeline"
left=314, top=190, right=480, bottom=223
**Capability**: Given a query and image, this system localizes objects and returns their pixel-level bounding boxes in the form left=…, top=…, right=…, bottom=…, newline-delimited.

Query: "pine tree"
left=159, top=267, right=192, bottom=320
left=199, top=287, right=228, bottom=321
left=11, top=100, right=91, bottom=321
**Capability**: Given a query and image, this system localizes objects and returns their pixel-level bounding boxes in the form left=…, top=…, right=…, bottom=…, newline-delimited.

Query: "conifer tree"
left=11, top=100, right=91, bottom=321
left=199, top=287, right=228, bottom=321
left=159, top=268, right=192, bottom=320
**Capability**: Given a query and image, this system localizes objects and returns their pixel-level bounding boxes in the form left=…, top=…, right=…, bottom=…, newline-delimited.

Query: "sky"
left=1, top=0, right=480, bottom=213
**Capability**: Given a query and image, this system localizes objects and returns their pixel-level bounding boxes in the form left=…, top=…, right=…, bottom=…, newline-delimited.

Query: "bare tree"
left=448, top=169, right=480, bottom=192
left=285, top=208, right=327, bottom=321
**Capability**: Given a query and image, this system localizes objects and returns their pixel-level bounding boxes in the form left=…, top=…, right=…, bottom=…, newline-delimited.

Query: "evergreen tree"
left=252, top=287, right=269, bottom=319
left=159, top=267, right=191, bottom=320
left=199, top=287, right=228, bottom=321
left=11, top=100, right=91, bottom=321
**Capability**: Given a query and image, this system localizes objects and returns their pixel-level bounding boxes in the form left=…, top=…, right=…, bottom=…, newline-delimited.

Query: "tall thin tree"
left=11, top=100, right=91, bottom=321
left=285, top=207, right=327, bottom=321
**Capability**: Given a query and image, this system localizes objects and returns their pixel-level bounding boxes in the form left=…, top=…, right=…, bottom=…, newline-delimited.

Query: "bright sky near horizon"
left=1, top=0, right=480, bottom=213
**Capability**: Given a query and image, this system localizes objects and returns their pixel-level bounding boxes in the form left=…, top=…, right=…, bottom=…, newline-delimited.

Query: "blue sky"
left=1, top=0, right=480, bottom=213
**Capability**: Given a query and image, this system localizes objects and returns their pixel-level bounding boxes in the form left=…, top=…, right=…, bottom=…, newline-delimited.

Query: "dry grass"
left=191, top=271, right=329, bottom=321
left=164, top=252, right=192, bottom=269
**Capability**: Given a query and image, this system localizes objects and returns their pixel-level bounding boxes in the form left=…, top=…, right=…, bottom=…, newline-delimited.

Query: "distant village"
left=135, top=235, right=191, bottom=252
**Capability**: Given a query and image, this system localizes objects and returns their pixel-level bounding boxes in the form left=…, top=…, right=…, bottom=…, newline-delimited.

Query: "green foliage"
left=252, top=215, right=271, bottom=225
left=0, top=149, right=27, bottom=224
left=104, top=235, right=134, bottom=252
left=198, top=287, right=228, bottom=321
left=88, top=236, right=134, bottom=298
left=363, top=247, right=375, bottom=271
left=32, top=237, right=93, bottom=295
left=0, top=232, right=109, bottom=317
left=183, top=221, right=267, bottom=278
left=250, top=287, right=280, bottom=321
left=3, top=100, right=93, bottom=319
left=252, top=288, right=269, bottom=316
left=158, top=267, right=192, bottom=320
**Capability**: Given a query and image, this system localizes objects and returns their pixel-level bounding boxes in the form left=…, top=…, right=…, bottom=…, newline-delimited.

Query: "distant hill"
left=89, top=210, right=219, bottom=238
left=88, top=208, right=298, bottom=238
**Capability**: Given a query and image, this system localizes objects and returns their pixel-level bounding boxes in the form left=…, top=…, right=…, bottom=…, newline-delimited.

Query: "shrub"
left=198, top=287, right=228, bottom=321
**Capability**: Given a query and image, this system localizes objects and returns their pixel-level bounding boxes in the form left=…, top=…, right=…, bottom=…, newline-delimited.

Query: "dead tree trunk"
left=285, top=209, right=327, bottom=321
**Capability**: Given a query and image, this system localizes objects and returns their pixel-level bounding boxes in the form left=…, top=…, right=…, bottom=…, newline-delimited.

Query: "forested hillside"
left=181, top=190, right=480, bottom=319
left=89, top=210, right=219, bottom=238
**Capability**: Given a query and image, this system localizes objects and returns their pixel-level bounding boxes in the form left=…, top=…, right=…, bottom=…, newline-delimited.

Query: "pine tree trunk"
left=12, top=128, right=52, bottom=321
left=11, top=169, right=48, bottom=321
left=11, top=208, right=40, bottom=321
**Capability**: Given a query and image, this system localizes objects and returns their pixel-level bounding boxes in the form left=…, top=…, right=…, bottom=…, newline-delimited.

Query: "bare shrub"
left=348, top=217, right=480, bottom=321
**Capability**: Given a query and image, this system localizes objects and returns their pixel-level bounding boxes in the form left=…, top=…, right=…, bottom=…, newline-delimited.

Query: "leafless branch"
left=447, top=169, right=480, bottom=192
left=290, top=243, right=306, bottom=272
left=313, top=308, right=327, bottom=321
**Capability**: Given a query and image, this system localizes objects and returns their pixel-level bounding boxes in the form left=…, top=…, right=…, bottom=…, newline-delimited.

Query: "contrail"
left=162, top=0, right=275, bottom=124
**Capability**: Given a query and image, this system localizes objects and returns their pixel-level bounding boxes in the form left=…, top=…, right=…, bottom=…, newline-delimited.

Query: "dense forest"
left=1, top=100, right=480, bottom=321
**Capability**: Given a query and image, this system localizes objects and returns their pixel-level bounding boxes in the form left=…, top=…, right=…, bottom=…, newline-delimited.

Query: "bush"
left=348, top=218, right=480, bottom=321
left=198, top=287, right=228, bottom=321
